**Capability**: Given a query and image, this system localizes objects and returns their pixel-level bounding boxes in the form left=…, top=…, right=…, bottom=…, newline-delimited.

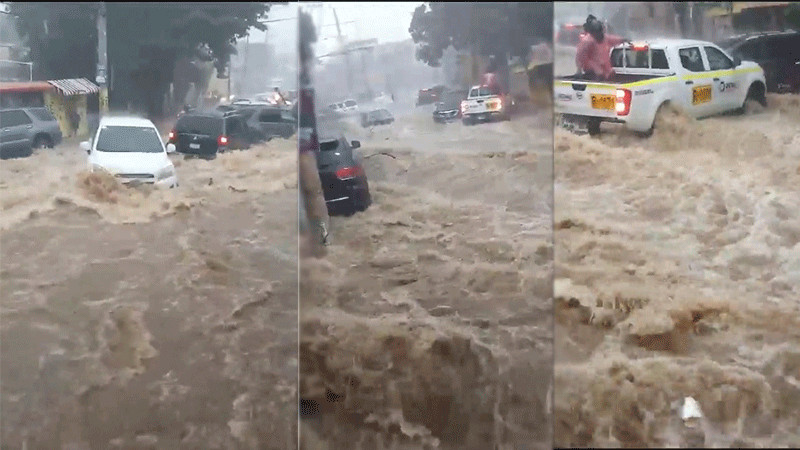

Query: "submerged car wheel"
left=739, top=82, right=767, bottom=115
left=32, top=134, right=53, bottom=149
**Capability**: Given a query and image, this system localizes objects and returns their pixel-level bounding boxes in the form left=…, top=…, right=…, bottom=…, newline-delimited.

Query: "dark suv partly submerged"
left=432, top=89, right=468, bottom=123
left=718, top=30, right=800, bottom=94
left=169, top=110, right=251, bottom=158
left=316, top=132, right=371, bottom=216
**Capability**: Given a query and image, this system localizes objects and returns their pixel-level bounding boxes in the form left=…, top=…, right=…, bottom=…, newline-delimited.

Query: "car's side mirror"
left=166, top=143, right=176, bottom=154
left=351, top=140, right=360, bottom=149
left=733, top=56, right=742, bottom=67
left=80, top=141, right=91, bottom=154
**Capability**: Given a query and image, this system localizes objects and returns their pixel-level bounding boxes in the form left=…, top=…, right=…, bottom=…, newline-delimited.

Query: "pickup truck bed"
left=559, top=73, right=663, bottom=84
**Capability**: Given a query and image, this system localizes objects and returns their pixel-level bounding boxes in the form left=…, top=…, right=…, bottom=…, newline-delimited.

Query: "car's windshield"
left=176, top=115, right=222, bottom=135
left=319, top=139, right=340, bottom=152
left=95, top=125, right=163, bottom=153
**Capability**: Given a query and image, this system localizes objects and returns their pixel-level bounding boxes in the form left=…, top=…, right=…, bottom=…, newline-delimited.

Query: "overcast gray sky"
left=300, top=2, right=420, bottom=55
left=245, top=2, right=421, bottom=56
left=246, top=3, right=298, bottom=55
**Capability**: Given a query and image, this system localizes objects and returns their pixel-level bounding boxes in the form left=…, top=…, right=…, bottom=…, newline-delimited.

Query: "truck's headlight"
left=156, top=166, right=175, bottom=181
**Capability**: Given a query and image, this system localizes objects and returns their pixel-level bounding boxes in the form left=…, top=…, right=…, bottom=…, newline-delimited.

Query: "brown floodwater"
left=1, top=139, right=299, bottom=449
left=300, top=104, right=554, bottom=449
left=554, top=94, right=800, bottom=448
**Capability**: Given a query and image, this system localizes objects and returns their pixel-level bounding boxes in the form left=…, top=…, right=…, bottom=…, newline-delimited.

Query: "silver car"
left=0, top=107, right=63, bottom=159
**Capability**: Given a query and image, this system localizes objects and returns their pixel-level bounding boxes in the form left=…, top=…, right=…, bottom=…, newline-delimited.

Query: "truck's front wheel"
left=462, top=116, right=473, bottom=126
left=738, top=82, right=767, bottom=115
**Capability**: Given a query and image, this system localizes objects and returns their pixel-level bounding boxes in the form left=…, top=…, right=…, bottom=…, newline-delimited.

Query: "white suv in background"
left=81, top=116, right=178, bottom=188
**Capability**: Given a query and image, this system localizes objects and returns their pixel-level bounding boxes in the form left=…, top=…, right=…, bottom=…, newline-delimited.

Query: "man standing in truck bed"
left=575, top=15, right=627, bottom=81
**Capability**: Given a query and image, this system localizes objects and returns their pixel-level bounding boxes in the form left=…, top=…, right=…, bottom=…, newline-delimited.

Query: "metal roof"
left=47, top=78, right=100, bottom=96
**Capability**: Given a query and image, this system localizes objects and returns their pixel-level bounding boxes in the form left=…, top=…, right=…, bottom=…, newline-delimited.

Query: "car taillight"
left=336, top=166, right=363, bottom=180
left=616, top=89, right=632, bottom=116
left=168, top=130, right=176, bottom=142
left=218, top=135, right=229, bottom=146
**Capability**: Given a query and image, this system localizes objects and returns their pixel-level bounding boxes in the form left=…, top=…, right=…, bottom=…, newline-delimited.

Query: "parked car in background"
left=416, top=85, right=446, bottom=106
left=373, top=92, right=394, bottom=105
left=0, top=107, right=63, bottom=159
left=360, top=108, right=395, bottom=128
left=168, top=110, right=252, bottom=158
left=316, top=131, right=372, bottom=216
left=224, top=103, right=296, bottom=142
left=81, top=116, right=177, bottom=188
left=433, top=89, right=468, bottom=123
left=328, top=99, right=359, bottom=115
left=243, top=105, right=297, bottom=141
left=555, top=22, right=585, bottom=48
left=718, top=30, right=800, bottom=94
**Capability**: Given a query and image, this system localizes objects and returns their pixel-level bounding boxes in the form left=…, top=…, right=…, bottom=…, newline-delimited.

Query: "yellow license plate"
left=590, top=94, right=615, bottom=110
left=692, top=85, right=712, bottom=105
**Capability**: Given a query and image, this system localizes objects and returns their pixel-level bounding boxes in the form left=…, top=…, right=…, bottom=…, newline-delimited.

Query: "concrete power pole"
left=96, top=2, right=109, bottom=114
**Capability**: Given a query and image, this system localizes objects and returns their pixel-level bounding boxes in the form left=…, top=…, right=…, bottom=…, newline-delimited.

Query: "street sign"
left=96, top=67, right=106, bottom=85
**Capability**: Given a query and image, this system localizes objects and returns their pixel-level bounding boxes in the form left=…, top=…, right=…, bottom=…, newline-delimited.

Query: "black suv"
left=316, top=132, right=371, bottom=216
left=169, top=110, right=251, bottom=158
left=718, top=30, right=800, bottom=94
left=432, top=89, right=468, bottom=123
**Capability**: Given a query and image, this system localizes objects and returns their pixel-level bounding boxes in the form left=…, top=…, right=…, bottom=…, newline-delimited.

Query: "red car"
left=556, top=23, right=585, bottom=47
left=416, top=85, right=446, bottom=106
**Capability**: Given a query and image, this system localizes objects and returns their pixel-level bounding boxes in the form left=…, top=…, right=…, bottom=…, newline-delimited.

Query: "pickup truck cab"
left=554, top=39, right=767, bottom=135
left=460, top=85, right=511, bottom=125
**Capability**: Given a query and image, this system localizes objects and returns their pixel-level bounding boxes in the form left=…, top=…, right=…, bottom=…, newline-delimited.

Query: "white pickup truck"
left=460, top=85, right=511, bottom=125
left=554, top=39, right=767, bottom=135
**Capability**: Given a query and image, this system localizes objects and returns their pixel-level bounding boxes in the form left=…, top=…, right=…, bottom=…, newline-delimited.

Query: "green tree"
left=106, top=2, right=271, bottom=117
left=408, top=2, right=552, bottom=68
left=11, top=2, right=272, bottom=118
left=9, top=2, right=99, bottom=81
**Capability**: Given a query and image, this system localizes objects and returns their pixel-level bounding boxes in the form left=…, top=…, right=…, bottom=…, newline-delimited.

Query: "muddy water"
left=300, top=105, right=554, bottom=449
left=1, top=140, right=298, bottom=448
left=554, top=95, right=800, bottom=448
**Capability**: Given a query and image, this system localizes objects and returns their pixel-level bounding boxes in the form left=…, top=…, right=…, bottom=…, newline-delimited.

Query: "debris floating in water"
left=680, top=396, right=703, bottom=428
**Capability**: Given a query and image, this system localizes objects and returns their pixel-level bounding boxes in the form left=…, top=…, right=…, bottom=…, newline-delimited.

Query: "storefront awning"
left=47, top=78, right=100, bottom=96
left=0, top=81, right=53, bottom=93
left=707, top=2, right=790, bottom=17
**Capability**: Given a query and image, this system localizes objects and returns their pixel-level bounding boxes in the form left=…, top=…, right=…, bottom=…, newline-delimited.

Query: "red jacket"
left=481, top=72, right=503, bottom=95
left=575, top=33, right=626, bottom=79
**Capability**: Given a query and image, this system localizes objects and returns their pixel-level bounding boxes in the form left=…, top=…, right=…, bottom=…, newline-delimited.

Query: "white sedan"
left=81, top=116, right=178, bottom=188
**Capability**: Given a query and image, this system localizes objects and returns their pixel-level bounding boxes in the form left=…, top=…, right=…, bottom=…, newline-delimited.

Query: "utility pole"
left=96, top=2, right=109, bottom=114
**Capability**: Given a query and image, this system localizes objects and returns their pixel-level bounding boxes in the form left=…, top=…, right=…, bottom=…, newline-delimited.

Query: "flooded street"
left=553, top=95, right=800, bottom=447
left=300, top=103, right=554, bottom=449
left=0, top=140, right=298, bottom=448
